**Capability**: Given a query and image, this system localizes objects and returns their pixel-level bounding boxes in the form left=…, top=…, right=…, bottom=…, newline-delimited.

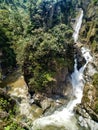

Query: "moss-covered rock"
left=79, top=0, right=98, bottom=52
left=80, top=78, right=98, bottom=121
left=93, top=73, right=98, bottom=88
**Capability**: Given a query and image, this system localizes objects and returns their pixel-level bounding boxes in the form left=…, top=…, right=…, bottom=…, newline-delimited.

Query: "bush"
left=4, top=122, right=25, bottom=130
left=23, top=24, right=74, bottom=92
left=93, top=73, right=98, bottom=88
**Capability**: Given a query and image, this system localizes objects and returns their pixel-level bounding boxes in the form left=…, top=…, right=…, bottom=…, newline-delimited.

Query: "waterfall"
left=73, top=9, right=83, bottom=43
left=68, top=47, right=93, bottom=112
left=32, top=9, right=93, bottom=130
left=32, top=9, right=88, bottom=130
left=32, top=49, right=93, bottom=130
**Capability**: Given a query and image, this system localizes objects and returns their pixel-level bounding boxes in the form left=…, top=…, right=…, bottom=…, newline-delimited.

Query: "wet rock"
left=85, top=118, right=98, bottom=130
left=75, top=105, right=90, bottom=119
left=40, top=98, right=51, bottom=111
left=56, top=99, right=64, bottom=105
left=32, top=92, right=69, bottom=116
left=31, top=104, right=43, bottom=118
left=76, top=48, right=86, bottom=70
left=78, top=116, right=88, bottom=128
left=74, top=42, right=83, bottom=48
left=86, top=64, right=97, bottom=77
left=29, top=99, right=34, bottom=104
left=33, top=93, right=44, bottom=102
left=33, top=93, right=45, bottom=107
left=83, top=105, right=98, bottom=122
left=76, top=81, right=98, bottom=123
left=79, top=116, right=83, bottom=122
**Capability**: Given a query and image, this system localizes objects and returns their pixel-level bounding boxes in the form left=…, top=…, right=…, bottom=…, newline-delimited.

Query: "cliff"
left=0, top=0, right=98, bottom=129
left=79, top=0, right=98, bottom=53
left=75, top=0, right=98, bottom=123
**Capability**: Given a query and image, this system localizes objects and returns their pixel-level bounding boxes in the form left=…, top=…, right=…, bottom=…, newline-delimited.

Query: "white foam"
left=73, top=9, right=83, bottom=43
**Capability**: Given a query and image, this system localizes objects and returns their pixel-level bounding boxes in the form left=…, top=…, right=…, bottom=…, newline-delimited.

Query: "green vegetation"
left=92, top=0, right=98, bottom=5
left=23, top=24, right=74, bottom=92
left=0, top=0, right=31, bottom=75
left=0, top=10, right=16, bottom=73
left=4, top=122, right=25, bottom=130
left=0, top=0, right=76, bottom=129
left=79, top=0, right=98, bottom=52
left=0, top=89, right=26, bottom=130
left=0, top=0, right=98, bottom=128
left=0, top=0, right=75, bottom=92
left=92, top=73, right=98, bottom=114
left=93, top=73, right=98, bottom=88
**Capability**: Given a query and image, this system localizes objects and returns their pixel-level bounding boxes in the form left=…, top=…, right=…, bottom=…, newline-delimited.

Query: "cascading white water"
left=32, top=48, right=93, bottom=130
left=73, top=9, right=83, bottom=43
left=32, top=9, right=93, bottom=130
left=68, top=47, right=93, bottom=112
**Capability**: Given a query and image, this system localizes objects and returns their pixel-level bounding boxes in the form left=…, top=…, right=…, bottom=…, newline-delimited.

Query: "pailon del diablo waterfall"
left=32, top=8, right=95, bottom=130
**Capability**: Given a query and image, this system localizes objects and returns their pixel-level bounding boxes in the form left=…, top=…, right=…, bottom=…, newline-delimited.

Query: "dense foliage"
left=79, top=0, right=98, bottom=52
left=0, top=0, right=76, bottom=129
left=0, top=0, right=98, bottom=128
left=0, top=10, right=16, bottom=75
left=0, top=0, right=75, bottom=90
left=0, top=89, right=26, bottom=130
left=23, top=24, right=74, bottom=92
left=0, top=0, right=31, bottom=77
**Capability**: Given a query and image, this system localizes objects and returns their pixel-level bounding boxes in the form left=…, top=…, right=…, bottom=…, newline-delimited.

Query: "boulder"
left=40, top=98, right=51, bottom=112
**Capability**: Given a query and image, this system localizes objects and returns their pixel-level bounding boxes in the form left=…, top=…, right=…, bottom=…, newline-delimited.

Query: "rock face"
left=75, top=46, right=86, bottom=70
left=32, top=85, right=72, bottom=115
left=28, top=67, right=73, bottom=115
left=81, top=83, right=98, bottom=122
left=79, top=0, right=98, bottom=51
left=74, top=0, right=98, bottom=123
left=75, top=63, right=98, bottom=123
left=75, top=66, right=98, bottom=129
left=48, top=68, right=73, bottom=97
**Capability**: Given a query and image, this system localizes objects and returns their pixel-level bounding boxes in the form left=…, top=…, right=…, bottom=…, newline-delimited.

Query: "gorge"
left=0, top=0, right=98, bottom=130
left=32, top=8, right=97, bottom=130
